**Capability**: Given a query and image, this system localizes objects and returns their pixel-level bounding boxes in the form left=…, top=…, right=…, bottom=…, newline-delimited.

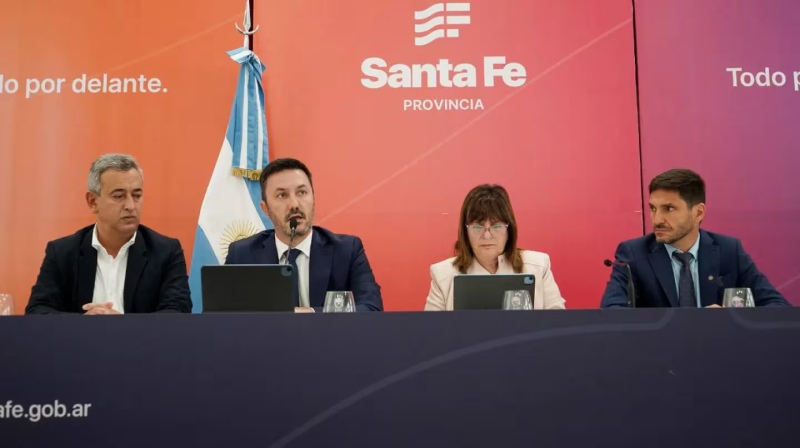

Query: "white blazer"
left=424, top=250, right=566, bottom=311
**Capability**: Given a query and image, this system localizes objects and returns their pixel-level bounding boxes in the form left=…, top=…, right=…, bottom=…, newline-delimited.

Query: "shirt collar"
left=91, top=224, right=137, bottom=254
left=665, top=232, right=701, bottom=260
left=276, top=229, right=313, bottom=259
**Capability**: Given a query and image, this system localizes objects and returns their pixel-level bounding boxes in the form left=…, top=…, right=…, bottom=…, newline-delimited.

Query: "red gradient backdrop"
left=3, top=0, right=797, bottom=314
left=255, top=0, right=642, bottom=309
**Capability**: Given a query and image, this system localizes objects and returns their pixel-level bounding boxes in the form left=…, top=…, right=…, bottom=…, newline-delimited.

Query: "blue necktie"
left=672, top=251, right=697, bottom=308
left=286, top=248, right=300, bottom=306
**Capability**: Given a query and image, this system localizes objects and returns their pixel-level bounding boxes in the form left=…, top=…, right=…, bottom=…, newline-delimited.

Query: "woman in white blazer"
left=424, top=184, right=566, bottom=311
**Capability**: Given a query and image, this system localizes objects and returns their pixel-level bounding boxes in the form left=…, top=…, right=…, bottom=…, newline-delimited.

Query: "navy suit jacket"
left=224, top=226, right=383, bottom=312
left=601, top=229, right=790, bottom=308
left=26, top=224, right=193, bottom=314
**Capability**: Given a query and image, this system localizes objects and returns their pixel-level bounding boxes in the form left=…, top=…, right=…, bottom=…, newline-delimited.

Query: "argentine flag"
left=188, top=47, right=272, bottom=312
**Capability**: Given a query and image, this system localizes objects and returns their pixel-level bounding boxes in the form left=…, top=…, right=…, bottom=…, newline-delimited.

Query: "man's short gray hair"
left=87, top=154, right=144, bottom=195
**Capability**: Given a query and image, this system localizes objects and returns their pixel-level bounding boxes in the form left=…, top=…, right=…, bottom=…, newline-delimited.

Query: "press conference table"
left=2, top=308, right=799, bottom=448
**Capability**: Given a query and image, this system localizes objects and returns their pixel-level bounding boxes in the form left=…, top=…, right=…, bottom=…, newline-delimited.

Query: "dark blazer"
left=26, top=224, right=192, bottom=314
left=225, top=226, right=383, bottom=312
left=601, top=229, right=790, bottom=308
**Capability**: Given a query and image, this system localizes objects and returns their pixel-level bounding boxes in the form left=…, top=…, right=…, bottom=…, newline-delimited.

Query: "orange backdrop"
left=0, top=0, right=246, bottom=314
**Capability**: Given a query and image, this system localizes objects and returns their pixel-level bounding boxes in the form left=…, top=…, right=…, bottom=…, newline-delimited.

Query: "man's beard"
left=655, top=224, right=691, bottom=245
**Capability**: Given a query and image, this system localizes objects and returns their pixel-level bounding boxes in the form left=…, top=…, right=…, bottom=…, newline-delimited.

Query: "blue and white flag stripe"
left=188, top=46, right=273, bottom=313
left=227, top=48, right=268, bottom=173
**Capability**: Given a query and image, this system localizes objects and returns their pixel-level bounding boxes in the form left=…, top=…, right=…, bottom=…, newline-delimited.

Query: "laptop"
left=201, top=264, right=295, bottom=313
left=453, top=273, right=536, bottom=310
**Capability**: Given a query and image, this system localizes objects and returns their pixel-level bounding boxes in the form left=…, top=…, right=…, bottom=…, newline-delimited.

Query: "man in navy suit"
left=601, top=169, right=789, bottom=308
left=225, top=158, right=383, bottom=312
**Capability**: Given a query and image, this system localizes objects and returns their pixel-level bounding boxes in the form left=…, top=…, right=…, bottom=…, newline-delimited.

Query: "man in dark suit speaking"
left=601, top=169, right=789, bottom=308
left=26, top=154, right=192, bottom=314
left=225, top=158, right=383, bottom=312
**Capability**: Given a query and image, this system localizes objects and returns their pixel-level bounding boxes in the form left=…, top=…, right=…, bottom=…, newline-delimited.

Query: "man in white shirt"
left=26, top=154, right=192, bottom=314
left=225, top=158, right=383, bottom=312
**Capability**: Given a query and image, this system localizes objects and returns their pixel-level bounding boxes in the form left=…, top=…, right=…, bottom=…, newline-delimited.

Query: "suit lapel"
left=260, top=232, right=280, bottom=264
left=308, top=231, right=333, bottom=307
left=76, top=231, right=97, bottom=310
left=123, top=233, right=148, bottom=314
left=647, top=242, right=679, bottom=307
left=698, top=230, right=721, bottom=306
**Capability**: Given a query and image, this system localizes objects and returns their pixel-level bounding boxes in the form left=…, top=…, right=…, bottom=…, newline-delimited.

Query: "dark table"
left=2, top=308, right=799, bottom=447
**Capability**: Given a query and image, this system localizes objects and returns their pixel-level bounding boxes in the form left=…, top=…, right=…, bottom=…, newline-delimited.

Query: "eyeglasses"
left=466, top=223, right=509, bottom=236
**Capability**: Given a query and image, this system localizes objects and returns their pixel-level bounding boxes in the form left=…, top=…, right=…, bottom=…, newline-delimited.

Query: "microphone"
left=289, top=217, right=298, bottom=249
left=282, top=217, right=299, bottom=267
left=604, top=259, right=637, bottom=308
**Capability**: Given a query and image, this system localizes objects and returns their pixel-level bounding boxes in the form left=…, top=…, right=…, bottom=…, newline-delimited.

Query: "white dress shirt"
left=91, top=225, right=137, bottom=314
left=276, top=230, right=313, bottom=307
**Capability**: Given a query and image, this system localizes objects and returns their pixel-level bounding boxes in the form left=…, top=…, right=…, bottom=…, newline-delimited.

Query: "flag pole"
left=235, top=0, right=259, bottom=49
